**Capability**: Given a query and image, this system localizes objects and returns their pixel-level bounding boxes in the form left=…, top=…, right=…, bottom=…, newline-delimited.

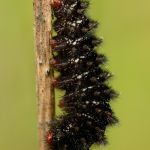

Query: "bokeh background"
left=0, top=0, right=150, bottom=150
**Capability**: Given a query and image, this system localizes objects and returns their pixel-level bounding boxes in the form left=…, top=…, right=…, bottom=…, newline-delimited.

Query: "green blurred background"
left=0, top=0, right=150, bottom=150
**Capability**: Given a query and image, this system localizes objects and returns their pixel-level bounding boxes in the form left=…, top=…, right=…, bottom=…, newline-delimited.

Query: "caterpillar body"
left=47, top=0, right=118, bottom=149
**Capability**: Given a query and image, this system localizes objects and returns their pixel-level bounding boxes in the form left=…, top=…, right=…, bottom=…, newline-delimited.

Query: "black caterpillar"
left=47, top=0, right=118, bottom=149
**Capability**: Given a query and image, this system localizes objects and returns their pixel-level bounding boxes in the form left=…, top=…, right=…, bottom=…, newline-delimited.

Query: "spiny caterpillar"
left=47, top=0, right=118, bottom=149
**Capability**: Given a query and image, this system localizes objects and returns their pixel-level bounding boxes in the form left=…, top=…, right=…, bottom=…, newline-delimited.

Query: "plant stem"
left=33, top=0, right=55, bottom=150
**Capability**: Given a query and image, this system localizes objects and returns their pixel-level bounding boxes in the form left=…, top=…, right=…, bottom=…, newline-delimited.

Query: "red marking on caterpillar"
left=50, top=59, right=59, bottom=66
left=58, top=100, right=64, bottom=108
left=50, top=40, right=57, bottom=49
left=47, top=132, right=53, bottom=144
left=51, top=0, right=62, bottom=9
left=51, top=78, right=58, bottom=87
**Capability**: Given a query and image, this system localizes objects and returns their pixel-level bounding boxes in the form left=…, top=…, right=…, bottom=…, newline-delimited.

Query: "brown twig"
left=33, top=0, right=55, bottom=150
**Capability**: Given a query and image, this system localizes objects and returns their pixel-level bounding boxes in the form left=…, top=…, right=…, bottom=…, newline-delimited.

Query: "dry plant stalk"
left=33, top=0, right=55, bottom=150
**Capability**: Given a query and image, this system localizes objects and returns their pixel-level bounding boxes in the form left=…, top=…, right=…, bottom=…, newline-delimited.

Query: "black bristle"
left=48, top=0, right=118, bottom=149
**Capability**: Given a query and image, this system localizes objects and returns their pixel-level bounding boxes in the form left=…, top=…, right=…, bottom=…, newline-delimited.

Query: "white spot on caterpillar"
left=83, top=72, right=88, bottom=75
left=70, top=58, right=75, bottom=63
left=77, top=75, right=82, bottom=79
left=77, top=20, right=82, bottom=23
left=82, top=88, right=87, bottom=92
left=75, top=58, right=79, bottom=63
left=72, top=23, right=76, bottom=26
left=93, top=101, right=96, bottom=104
left=80, top=56, right=85, bottom=59
left=86, top=101, right=89, bottom=104
left=69, top=124, right=73, bottom=128
left=72, top=41, right=77, bottom=45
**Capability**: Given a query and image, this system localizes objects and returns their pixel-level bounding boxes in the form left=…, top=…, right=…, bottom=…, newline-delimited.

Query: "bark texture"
left=33, top=0, right=55, bottom=150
